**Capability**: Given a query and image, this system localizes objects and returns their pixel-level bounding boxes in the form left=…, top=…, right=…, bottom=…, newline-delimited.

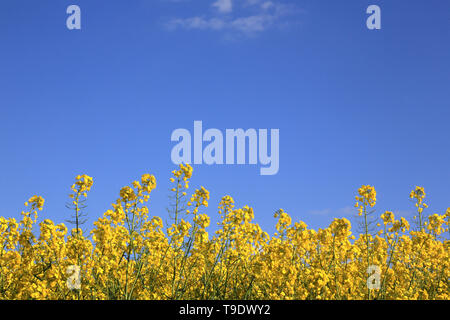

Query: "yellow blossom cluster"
left=71, top=174, right=93, bottom=195
left=355, top=185, right=377, bottom=216
left=0, top=166, right=448, bottom=300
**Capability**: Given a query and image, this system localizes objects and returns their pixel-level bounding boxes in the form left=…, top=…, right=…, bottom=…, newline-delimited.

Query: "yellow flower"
left=0, top=167, right=447, bottom=301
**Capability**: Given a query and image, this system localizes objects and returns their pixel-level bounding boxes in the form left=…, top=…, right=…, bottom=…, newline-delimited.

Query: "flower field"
left=0, top=164, right=448, bottom=300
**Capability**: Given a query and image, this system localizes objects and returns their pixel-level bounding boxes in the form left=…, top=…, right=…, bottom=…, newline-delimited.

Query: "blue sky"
left=0, top=0, right=449, bottom=235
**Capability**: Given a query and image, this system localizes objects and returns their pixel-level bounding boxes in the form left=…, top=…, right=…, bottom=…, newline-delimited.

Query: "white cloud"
left=165, top=0, right=300, bottom=36
left=212, top=0, right=233, bottom=14
left=338, top=206, right=356, bottom=216
left=167, top=14, right=276, bottom=34
left=167, top=16, right=226, bottom=30
left=393, top=210, right=413, bottom=217
left=261, top=1, right=274, bottom=10
left=231, top=14, right=273, bottom=33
